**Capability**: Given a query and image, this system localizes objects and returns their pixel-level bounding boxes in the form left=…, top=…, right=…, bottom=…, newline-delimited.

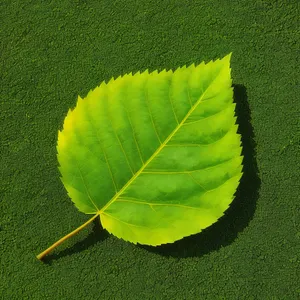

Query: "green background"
left=1, top=0, right=299, bottom=299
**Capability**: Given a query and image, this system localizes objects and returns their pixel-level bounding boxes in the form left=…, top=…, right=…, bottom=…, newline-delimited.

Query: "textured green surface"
left=57, top=54, right=243, bottom=246
left=1, top=0, right=299, bottom=299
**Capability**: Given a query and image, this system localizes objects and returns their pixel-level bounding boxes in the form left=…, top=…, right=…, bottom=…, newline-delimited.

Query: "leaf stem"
left=36, top=213, right=99, bottom=261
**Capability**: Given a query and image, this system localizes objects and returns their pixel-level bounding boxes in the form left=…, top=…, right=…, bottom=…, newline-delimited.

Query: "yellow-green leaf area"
left=57, top=53, right=243, bottom=246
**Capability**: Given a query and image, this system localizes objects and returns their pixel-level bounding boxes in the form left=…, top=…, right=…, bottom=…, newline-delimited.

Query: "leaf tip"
left=223, top=52, right=233, bottom=65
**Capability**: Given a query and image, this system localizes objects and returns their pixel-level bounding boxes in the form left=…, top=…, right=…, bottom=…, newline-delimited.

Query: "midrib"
left=98, top=70, right=221, bottom=215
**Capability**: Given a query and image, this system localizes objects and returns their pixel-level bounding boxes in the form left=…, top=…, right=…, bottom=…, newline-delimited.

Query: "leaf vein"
left=71, top=151, right=99, bottom=211
left=122, top=99, right=144, bottom=164
left=143, top=156, right=236, bottom=173
left=168, top=77, right=179, bottom=124
left=99, top=66, right=224, bottom=214
left=144, top=78, right=162, bottom=144
left=87, top=105, right=118, bottom=193
left=166, top=126, right=233, bottom=147
left=106, top=99, right=134, bottom=175
left=182, top=105, right=232, bottom=126
left=186, top=75, right=193, bottom=108
left=117, top=198, right=204, bottom=211
left=101, top=212, right=150, bottom=229
left=187, top=173, right=208, bottom=192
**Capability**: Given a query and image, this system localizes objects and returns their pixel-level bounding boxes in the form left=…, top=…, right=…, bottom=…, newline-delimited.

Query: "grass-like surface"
left=1, top=1, right=299, bottom=299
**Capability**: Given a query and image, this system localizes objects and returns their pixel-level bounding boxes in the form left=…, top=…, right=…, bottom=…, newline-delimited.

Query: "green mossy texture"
left=1, top=0, right=299, bottom=299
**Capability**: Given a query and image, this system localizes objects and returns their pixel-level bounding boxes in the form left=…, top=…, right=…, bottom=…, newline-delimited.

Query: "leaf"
left=37, top=53, right=243, bottom=260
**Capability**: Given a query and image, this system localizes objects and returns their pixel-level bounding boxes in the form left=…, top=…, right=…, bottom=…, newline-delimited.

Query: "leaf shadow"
left=43, top=219, right=109, bottom=264
left=138, top=84, right=261, bottom=258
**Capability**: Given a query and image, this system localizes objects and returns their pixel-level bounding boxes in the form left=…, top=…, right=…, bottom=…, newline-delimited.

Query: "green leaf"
left=37, top=53, right=243, bottom=259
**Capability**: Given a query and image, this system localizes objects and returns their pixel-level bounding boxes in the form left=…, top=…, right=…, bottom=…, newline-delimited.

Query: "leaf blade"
left=57, top=52, right=243, bottom=246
